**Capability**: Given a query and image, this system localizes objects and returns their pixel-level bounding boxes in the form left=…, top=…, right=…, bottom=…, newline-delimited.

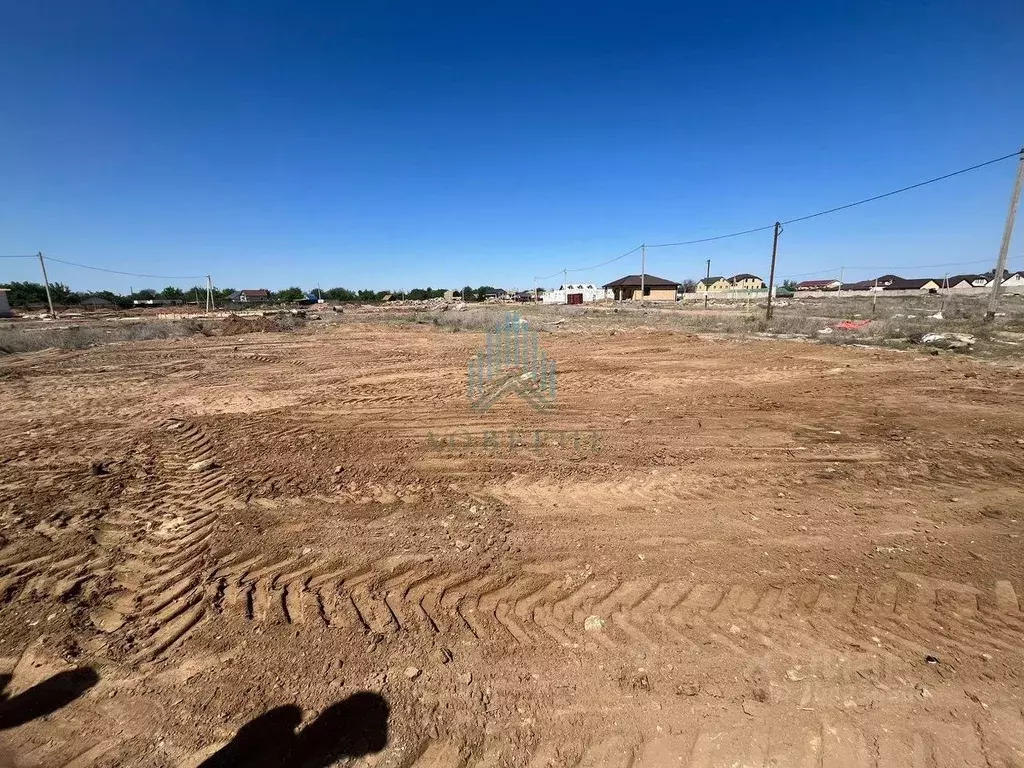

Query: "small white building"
left=0, top=288, right=10, bottom=317
left=541, top=283, right=611, bottom=305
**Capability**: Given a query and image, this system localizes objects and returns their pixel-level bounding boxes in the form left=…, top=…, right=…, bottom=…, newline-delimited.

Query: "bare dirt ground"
left=2, top=310, right=1024, bottom=766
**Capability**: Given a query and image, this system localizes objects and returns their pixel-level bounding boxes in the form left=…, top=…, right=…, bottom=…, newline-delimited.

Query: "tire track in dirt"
left=91, top=419, right=237, bottom=663
left=260, top=704, right=1024, bottom=767
left=200, top=550, right=1024, bottom=669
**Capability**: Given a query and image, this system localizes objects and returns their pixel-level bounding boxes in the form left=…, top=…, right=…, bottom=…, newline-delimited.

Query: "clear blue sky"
left=2, top=1, right=1022, bottom=293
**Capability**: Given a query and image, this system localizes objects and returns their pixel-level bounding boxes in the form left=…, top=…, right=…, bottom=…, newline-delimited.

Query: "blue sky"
left=1, top=1, right=1022, bottom=293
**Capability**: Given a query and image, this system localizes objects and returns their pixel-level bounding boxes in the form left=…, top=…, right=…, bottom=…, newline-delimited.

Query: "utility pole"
left=206, top=275, right=214, bottom=312
left=872, top=277, right=879, bottom=316
left=838, top=267, right=844, bottom=298
left=563, top=269, right=567, bottom=305
left=941, top=273, right=949, bottom=315
left=986, top=148, right=1024, bottom=320
left=37, top=252, right=55, bottom=318
left=640, top=244, right=646, bottom=301
left=704, top=259, right=711, bottom=310
left=765, top=222, right=782, bottom=320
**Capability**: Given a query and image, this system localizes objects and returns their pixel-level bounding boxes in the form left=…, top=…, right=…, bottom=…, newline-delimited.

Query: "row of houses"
left=797, top=272, right=1024, bottom=293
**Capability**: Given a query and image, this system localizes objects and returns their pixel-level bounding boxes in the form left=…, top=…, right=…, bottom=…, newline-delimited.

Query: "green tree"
left=49, top=282, right=75, bottom=303
left=475, top=285, right=497, bottom=302
left=782, top=280, right=798, bottom=291
left=183, top=286, right=207, bottom=304
left=323, top=287, right=357, bottom=301
left=1, top=281, right=49, bottom=307
left=274, top=286, right=305, bottom=302
left=136, top=288, right=158, bottom=299
left=461, top=285, right=473, bottom=301
left=160, top=286, right=185, bottom=300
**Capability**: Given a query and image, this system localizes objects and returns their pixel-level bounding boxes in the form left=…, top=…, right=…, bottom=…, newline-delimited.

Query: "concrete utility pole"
left=704, top=259, right=711, bottom=310
left=640, top=244, right=646, bottom=300
left=765, top=222, right=782, bottom=320
left=872, top=277, right=879, bottom=316
left=37, top=252, right=55, bottom=318
left=986, top=148, right=1024, bottom=320
left=206, top=275, right=214, bottom=312
left=838, top=267, right=844, bottom=298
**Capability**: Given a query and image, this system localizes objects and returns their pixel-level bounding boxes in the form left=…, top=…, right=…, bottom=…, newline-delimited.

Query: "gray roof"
left=603, top=274, right=680, bottom=288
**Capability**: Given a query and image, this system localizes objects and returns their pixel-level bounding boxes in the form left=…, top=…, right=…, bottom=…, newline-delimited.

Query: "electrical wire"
left=646, top=225, right=776, bottom=249
left=0, top=254, right=36, bottom=259
left=535, top=244, right=643, bottom=281
left=645, top=149, right=1021, bottom=249
left=43, top=256, right=206, bottom=280
left=781, top=152, right=1021, bottom=226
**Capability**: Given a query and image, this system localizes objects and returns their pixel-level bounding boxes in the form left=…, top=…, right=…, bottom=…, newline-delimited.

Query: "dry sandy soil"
left=2, top=311, right=1024, bottom=766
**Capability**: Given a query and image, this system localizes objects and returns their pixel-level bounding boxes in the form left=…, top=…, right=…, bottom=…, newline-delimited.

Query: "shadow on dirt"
left=198, top=690, right=389, bottom=768
left=0, top=668, right=100, bottom=730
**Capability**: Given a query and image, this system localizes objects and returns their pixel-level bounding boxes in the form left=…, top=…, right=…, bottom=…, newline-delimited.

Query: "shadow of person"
left=199, top=691, right=389, bottom=768
left=293, top=691, right=389, bottom=768
left=198, top=705, right=302, bottom=768
left=0, top=667, right=99, bottom=730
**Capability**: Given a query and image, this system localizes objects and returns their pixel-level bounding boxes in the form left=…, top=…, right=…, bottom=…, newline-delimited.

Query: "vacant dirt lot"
left=2, top=311, right=1024, bottom=766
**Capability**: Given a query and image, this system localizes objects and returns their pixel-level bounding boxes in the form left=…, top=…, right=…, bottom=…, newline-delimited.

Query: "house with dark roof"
left=729, top=274, right=764, bottom=289
left=603, top=274, right=679, bottom=301
left=695, top=276, right=729, bottom=292
left=1002, top=271, right=1024, bottom=290
left=943, top=275, right=988, bottom=292
left=884, top=277, right=940, bottom=292
left=228, top=289, right=271, bottom=303
left=796, top=279, right=840, bottom=291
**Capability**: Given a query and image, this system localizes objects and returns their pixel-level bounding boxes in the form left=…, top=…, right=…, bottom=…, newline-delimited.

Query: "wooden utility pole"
left=640, top=244, right=646, bottom=300
left=986, top=149, right=1024, bottom=320
left=765, top=222, right=782, bottom=320
left=37, top=252, right=55, bottom=318
left=704, top=259, right=711, bottom=310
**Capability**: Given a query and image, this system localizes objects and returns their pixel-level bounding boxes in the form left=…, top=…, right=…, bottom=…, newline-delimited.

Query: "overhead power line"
left=646, top=149, right=1022, bottom=249
left=44, top=256, right=206, bottom=280
left=0, top=254, right=36, bottom=259
left=536, top=244, right=643, bottom=281
left=646, top=225, right=775, bottom=249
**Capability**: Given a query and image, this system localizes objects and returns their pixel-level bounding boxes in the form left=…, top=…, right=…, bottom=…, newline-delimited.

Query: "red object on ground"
left=834, top=319, right=871, bottom=330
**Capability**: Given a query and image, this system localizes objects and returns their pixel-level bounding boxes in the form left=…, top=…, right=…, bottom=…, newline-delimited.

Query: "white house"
left=541, top=283, right=611, bottom=304
left=996, top=272, right=1024, bottom=290
left=0, top=288, right=11, bottom=317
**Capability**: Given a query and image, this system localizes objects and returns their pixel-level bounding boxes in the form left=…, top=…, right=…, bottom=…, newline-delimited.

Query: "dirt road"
left=2, top=314, right=1024, bottom=766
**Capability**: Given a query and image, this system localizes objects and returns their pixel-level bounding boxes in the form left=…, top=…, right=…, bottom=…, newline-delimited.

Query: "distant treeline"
left=1, top=281, right=507, bottom=308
